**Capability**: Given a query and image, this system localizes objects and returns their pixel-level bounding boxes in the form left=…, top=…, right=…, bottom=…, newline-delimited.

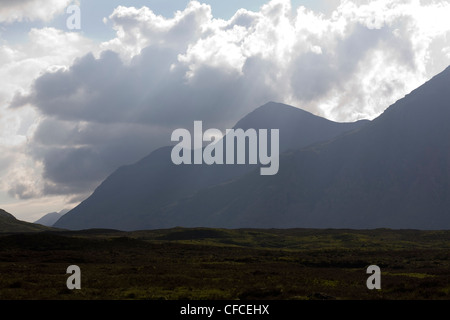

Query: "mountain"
left=55, top=66, right=450, bottom=231
left=34, top=210, right=68, bottom=227
left=0, top=209, right=55, bottom=233
left=156, top=66, right=450, bottom=230
left=54, top=102, right=369, bottom=230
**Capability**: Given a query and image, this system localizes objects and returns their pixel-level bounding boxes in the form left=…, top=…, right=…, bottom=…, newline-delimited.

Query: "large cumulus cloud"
left=0, top=25, right=94, bottom=203
left=7, top=0, right=450, bottom=202
left=0, top=0, right=73, bottom=23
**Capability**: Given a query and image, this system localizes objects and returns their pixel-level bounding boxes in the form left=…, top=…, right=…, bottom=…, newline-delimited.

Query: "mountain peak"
left=54, top=101, right=369, bottom=231
left=242, top=101, right=317, bottom=122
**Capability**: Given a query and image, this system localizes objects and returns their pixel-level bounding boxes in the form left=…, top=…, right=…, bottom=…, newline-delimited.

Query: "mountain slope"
left=0, top=209, right=15, bottom=220
left=54, top=102, right=369, bottom=230
left=0, top=209, right=55, bottom=233
left=161, top=66, right=450, bottom=229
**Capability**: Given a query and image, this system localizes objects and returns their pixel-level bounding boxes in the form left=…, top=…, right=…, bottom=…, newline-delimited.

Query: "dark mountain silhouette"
left=54, top=102, right=368, bottom=230
left=55, top=65, right=450, bottom=231
left=157, top=66, right=450, bottom=230
left=0, top=209, right=55, bottom=233
left=0, top=209, right=16, bottom=220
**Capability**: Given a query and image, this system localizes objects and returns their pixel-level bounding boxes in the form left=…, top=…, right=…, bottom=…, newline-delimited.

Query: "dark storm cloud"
left=12, top=46, right=270, bottom=128
left=8, top=28, right=277, bottom=197
left=10, top=41, right=277, bottom=195
left=28, top=117, right=174, bottom=196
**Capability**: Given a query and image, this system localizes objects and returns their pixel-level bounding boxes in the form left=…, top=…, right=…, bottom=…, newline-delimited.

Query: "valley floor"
left=0, top=228, right=449, bottom=300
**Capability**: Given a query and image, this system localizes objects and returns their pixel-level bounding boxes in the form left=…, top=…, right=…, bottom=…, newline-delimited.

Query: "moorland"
left=0, top=228, right=449, bottom=300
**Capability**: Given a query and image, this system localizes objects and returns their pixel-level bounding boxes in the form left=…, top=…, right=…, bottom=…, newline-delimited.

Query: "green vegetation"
left=0, top=228, right=449, bottom=300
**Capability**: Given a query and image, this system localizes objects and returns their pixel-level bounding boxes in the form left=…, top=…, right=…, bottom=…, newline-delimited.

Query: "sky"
left=1, top=0, right=450, bottom=222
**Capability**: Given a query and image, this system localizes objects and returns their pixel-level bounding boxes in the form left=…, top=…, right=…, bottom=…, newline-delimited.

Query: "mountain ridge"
left=55, top=66, right=450, bottom=230
left=54, top=102, right=369, bottom=230
left=159, top=66, right=450, bottom=229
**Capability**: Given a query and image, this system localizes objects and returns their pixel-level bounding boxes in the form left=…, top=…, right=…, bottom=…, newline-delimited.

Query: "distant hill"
left=34, top=210, right=68, bottom=227
left=0, top=209, right=55, bottom=233
left=54, top=102, right=369, bottom=230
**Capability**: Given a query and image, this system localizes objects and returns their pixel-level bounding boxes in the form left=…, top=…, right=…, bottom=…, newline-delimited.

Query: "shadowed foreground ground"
left=0, top=228, right=449, bottom=300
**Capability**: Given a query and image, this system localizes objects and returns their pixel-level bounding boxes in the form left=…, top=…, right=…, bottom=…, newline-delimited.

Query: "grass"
left=0, top=228, right=449, bottom=300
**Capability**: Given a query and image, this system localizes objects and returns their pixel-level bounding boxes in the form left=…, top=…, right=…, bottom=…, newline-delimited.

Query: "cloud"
left=30, top=118, right=172, bottom=195
left=0, top=27, right=94, bottom=200
left=7, top=0, right=450, bottom=201
left=1, top=28, right=94, bottom=103
left=0, top=0, right=73, bottom=23
left=101, top=2, right=213, bottom=60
